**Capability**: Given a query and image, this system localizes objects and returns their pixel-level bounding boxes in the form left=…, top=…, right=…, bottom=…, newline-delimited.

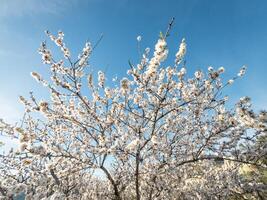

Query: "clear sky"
left=0, top=0, right=267, bottom=127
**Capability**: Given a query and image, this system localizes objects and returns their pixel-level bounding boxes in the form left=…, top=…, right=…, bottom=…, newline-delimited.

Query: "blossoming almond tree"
left=0, top=21, right=266, bottom=199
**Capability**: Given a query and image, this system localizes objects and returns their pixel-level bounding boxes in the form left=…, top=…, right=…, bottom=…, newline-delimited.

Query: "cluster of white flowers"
left=218, top=66, right=225, bottom=73
left=238, top=65, right=247, bottom=76
left=120, top=77, right=129, bottom=94
left=104, top=87, right=112, bottom=98
left=175, top=38, right=186, bottom=65
left=39, top=100, right=48, bottom=113
left=78, top=42, right=92, bottom=66
left=38, top=42, right=52, bottom=64
left=126, top=138, right=140, bottom=151
left=98, top=71, right=105, bottom=87
left=46, top=30, right=70, bottom=59
left=146, top=39, right=168, bottom=76
left=0, top=30, right=265, bottom=200
left=194, top=70, right=203, bottom=79
left=178, top=67, right=187, bottom=77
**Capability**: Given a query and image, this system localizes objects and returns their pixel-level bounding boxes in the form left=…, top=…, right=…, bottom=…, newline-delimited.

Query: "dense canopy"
left=0, top=24, right=266, bottom=199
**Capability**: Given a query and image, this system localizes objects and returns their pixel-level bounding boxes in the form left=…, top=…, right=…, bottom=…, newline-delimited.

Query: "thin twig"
left=164, top=17, right=175, bottom=39
left=92, top=33, right=104, bottom=51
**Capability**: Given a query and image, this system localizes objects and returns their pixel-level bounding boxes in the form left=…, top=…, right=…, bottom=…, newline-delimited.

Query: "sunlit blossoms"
left=175, top=38, right=186, bottom=65
left=137, top=36, right=142, bottom=42
left=0, top=25, right=266, bottom=200
left=238, top=65, right=247, bottom=77
left=38, top=42, right=52, bottom=64
left=146, top=38, right=168, bottom=77
left=98, top=71, right=105, bottom=87
left=79, top=42, right=92, bottom=67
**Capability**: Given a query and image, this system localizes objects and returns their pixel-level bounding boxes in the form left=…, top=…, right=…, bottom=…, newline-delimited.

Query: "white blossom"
left=218, top=66, right=225, bottom=73
left=98, top=71, right=105, bottom=87
left=194, top=71, right=202, bottom=79
left=120, top=78, right=129, bottom=91
left=238, top=66, right=247, bottom=77
left=0, top=29, right=265, bottom=200
left=228, top=79, right=234, bottom=84
left=126, top=138, right=140, bottom=151
left=175, top=38, right=186, bottom=65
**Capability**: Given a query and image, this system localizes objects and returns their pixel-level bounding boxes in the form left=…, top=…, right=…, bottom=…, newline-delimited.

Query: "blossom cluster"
left=0, top=29, right=266, bottom=200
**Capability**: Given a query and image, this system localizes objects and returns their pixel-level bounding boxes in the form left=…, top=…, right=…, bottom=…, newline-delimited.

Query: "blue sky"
left=0, top=0, right=267, bottom=127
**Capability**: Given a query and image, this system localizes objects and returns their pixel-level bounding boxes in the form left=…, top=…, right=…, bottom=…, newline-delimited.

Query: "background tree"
left=0, top=22, right=266, bottom=200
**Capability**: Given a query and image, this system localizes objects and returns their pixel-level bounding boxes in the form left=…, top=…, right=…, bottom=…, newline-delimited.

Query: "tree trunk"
left=100, top=166, right=121, bottom=200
